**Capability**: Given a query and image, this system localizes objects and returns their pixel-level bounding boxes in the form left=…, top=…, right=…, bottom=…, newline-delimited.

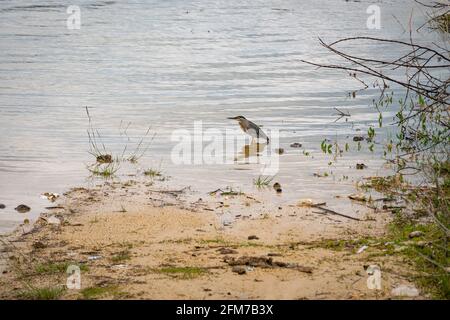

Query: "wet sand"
left=0, top=179, right=423, bottom=299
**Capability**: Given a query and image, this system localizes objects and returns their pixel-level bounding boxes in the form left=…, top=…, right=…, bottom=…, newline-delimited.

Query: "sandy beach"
left=0, top=178, right=424, bottom=300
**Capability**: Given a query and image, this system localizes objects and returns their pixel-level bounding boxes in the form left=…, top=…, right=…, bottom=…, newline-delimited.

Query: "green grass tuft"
left=80, top=285, right=120, bottom=300
left=144, top=168, right=162, bottom=177
left=110, top=250, right=131, bottom=263
left=253, top=176, right=274, bottom=189
left=19, top=286, right=64, bottom=300
left=35, top=262, right=88, bottom=275
left=154, top=266, right=208, bottom=279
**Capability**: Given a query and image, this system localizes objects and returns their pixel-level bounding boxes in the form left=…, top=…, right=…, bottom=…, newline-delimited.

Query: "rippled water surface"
left=0, top=0, right=439, bottom=233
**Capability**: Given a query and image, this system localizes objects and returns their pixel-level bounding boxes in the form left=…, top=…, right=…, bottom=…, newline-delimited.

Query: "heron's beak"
left=227, top=116, right=238, bottom=120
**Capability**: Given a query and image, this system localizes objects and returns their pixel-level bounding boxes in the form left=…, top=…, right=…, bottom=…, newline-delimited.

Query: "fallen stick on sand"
left=149, top=186, right=190, bottom=196
left=311, top=205, right=361, bottom=221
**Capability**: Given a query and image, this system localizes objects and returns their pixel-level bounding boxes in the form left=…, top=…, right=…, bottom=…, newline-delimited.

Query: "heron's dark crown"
left=229, top=115, right=246, bottom=120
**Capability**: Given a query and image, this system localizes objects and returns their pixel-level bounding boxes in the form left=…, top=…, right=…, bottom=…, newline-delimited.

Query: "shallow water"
left=0, top=0, right=440, bottom=233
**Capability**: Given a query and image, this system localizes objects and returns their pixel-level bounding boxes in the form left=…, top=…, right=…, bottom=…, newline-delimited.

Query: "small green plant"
left=144, top=168, right=162, bottom=177
left=80, top=285, right=120, bottom=300
left=110, top=250, right=131, bottom=263
left=35, top=262, right=88, bottom=275
left=253, top=176, right=274, bottom=189
left=87, top=162, right=120, bottom=178
left=19, top=286, right=65, bottom=300
left=85, top=106, right=155, bottom=177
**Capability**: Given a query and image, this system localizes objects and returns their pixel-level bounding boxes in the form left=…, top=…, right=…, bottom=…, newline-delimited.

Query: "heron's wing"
left=247, top=120, right=268, bottom=140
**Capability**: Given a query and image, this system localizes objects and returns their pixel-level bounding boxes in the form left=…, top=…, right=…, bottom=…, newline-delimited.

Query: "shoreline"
left=0, top=178, right=425, bottom=299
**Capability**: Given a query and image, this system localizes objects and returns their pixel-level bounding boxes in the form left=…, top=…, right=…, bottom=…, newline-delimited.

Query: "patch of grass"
left=253, top=175, right=274, bottom=189
left=433, top=12, right=450, bottom=33
left=110, top=250, right=131, bottom=263
left=154, top=267, right=208, bottom=279
left=238, top=241, right=272, bottom=248
left=386, top=217, right=450, bottom=299
left=118, top=241, right=134, bottom=249
left=19, top=286, right=65, bottom=300
left=310, top=238, right=372, bottom=252
left=35, top=262, right=88, bottom=275
left=360, top=175, right=403, bottom=195
left=200, top=238, right=229, bottom=245
left=87, top=162, right=120, bottom=178
left=159, top=238, right=193, bottom=244
left=363, top=173, right=450, bottom=299
left=209, top=187, right=244, bottom=196
left=80, top=285, right=120, bottom=300
left=144, top=168, right=162, bottom=177
left=199, top=238, right=272, bottom=249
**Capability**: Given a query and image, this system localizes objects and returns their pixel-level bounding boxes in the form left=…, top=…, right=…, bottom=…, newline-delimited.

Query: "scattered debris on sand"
left=41, top=192, right=60, bottom=202
left=290, top=142, right=302, bottom=148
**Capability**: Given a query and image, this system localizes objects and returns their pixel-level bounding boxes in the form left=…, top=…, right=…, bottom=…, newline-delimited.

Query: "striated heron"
left=228, top=116, right=269, bottom=144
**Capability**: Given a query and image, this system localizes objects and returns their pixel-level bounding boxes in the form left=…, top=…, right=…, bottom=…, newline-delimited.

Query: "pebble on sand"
left=273, top=182, right=282, bottom=193
left=232, top=266, right=247, bottom=275
left=408, top=231, right=424, bottom=238
left=356, top=163, right=367, bottom=170
left=0, top=204, right=5, bottom=209
left=15, top=204, right=30, bottom=213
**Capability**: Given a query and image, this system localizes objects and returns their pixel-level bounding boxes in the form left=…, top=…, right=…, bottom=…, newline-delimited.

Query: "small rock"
left=248, top=235, right=259, bottom=240
left=408, top=231, right=424, bottom=239
left=275, top=148, right=284, bottom=155
left=0, top=204, right=5, bottom=209
left=232, top=266, right=247, bottom=275
left=394, top=245, right=407, bottom=253
left=353, top=136, right=364, bottom=142
left=217, top=248, right=238, bottom=255
left=47, top=216, right=61, bottom=225
left=356, top=163, right=367, bottom=170
left=88, top=255, right=102, bottom=261
left=275, top=188, right=282, bottom=193
left=96, top=154, right=113, bottom=163
left=357, top=245, right=368, bottom=254
left=415, top=241, right=427, bottom=248
left=273, top=182, right=281, bottom=190
left=32, top=241, right=46, bottom=249
left=290, top=142, right=302, bottom=148
left=348, top=193, right=367, bottom=202
left=391, top=285, right=419, bottom=297
left=15, top=205, right=30, bottom=213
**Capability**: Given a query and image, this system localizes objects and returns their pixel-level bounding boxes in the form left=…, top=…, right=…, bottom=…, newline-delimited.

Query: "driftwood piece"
left=311, top=204, right=361, bottom=221
left=224, top=255, right=313, bottom=273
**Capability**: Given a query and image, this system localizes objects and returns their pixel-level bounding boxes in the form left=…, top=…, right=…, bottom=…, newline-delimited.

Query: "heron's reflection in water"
left=234, top=140, right=268, bottom=163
